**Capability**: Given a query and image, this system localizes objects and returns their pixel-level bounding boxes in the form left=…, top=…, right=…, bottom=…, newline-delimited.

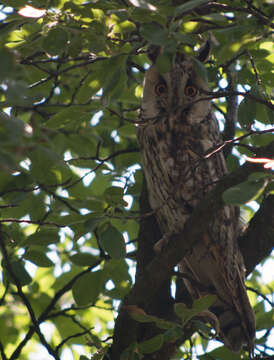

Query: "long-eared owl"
left=136, top=50, right=255, bottom=352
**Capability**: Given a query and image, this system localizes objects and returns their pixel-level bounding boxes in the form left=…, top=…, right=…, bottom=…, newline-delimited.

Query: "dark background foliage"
left=0, top=0, right=273, bottom=359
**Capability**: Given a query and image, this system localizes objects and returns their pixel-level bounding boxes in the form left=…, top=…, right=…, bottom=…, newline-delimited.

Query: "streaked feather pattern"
left=137, top=53, right=255, bottom=352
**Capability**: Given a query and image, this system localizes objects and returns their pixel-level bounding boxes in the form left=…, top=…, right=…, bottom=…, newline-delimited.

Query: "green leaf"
left=3, top=260, right=32, bottom=286
left=128, top=306, right=156, bottom=323
left=24, top=229, right=59, bottom=246
left=0, top=111, right=25, bottom=144
left=29, top=145, right=64, bottom=184
left=138, top=334, right=163, bottom=354
left=121, top=343, right=141, bottom=360
left=174, top=0, right=209, bottom=16
left=72, top=271, right=103, bottom=306
left=222, top=179, right=266, bottom=205
left=23, top=250, right=54, bottom=267
left=256, top=309, right=274, bottom=330
left=193, top=58, right=208, bottom=82
left=104, top=186, right=125, bottom=206
left=101, top=55, right=128, bottom=102
left=99, top=224, right=126, bottom=259
left=163, top=325, right=184, bottom=343
left=199, top=345, right=236, bottom=360
left=192, top=295, right=217, bottom=312
left=238, top=97, right=256, bottom=128
left=128, top=306, right=175, bottom=329
left=42, top=28, right=69, bottom=55
left=192, top=319, right=213, bottom=336
left=84, top=214, right=104, bottom=232
left=174, top=295, right=217, bottom=326
left=70, top=253, right=99, bottom=267
left=5, top=80, right=31, bottom=106
left=0, top=48, right=15, bottom=79
left=46, top=108, right=90, bottom=129
left=140, top=23, right=168, bottom=45
left=155, top=53, right=173, bottom=74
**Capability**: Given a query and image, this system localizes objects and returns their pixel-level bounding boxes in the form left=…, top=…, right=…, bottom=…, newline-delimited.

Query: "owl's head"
left=140, top=51, right=211, bottom=125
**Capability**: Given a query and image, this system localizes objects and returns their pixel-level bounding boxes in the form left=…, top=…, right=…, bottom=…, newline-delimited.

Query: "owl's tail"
left=180, top=256, right=256, bottom=353
left=210, top=295, right=255, bottom=353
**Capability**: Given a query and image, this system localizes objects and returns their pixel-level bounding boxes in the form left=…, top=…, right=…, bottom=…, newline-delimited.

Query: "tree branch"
left=110, top=141, right=274, bottom=358
left=239, top=194, right=274, bottom=275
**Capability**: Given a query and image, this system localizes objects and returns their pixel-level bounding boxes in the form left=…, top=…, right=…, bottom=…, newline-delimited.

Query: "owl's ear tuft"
left=147, top=46, right=161, bottom=63
left=197, top=41, right=211, bottom=63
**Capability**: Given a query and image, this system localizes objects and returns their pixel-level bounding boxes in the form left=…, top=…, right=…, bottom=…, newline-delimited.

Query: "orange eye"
left=155, top=83, right=167, bottom=95
left=185, top=85, right=198, bottom=97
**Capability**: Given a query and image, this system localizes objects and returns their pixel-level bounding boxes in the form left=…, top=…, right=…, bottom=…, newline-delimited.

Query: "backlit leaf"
left=222, top=179, right=266, bottom=205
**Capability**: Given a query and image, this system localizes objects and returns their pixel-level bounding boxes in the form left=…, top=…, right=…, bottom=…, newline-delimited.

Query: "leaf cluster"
left=0, top=0, right=273, bottom=359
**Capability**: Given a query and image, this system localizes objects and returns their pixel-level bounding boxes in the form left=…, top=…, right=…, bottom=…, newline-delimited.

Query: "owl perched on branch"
left=136, top=48, right=255, bottom=353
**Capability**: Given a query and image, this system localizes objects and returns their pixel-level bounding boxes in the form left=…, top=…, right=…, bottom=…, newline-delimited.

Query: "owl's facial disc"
left=140, top=55, right=210, bottom=122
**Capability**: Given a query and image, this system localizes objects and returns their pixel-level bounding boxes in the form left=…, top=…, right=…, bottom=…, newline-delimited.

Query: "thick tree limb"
left=110, top=141, right=274, bottom=359
left=240, top=194, right=274, bottom=275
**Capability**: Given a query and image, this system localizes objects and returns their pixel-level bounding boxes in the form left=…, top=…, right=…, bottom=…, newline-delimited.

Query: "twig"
left=0, top=341, right=7, bottom=360
left=56, top=328, right=93, bottom=353
left=66, top=147, right=139, bottom=163
left=0, top=204, right=18, bottom=208
left=222, top=67, right=238, bottom=157
left=38, top=261, right=102, bottom=324
left=9, top=260, right=102, bottom=359
left=204, top=128, right=274, bottom=159
left=200, top=90, right=274, bottom=110
left=0, top=281, right=9, bottom=307
left=0, top=218, right=65, bottom=228
left=40, top=185, right=80, bottom=214
left=0, top=229, right=61, bottom=360
left=246, top=286, right=274, bottom=307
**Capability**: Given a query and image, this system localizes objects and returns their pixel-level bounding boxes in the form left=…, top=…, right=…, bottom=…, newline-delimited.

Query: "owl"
left=136, top=50, right=255, bottom=353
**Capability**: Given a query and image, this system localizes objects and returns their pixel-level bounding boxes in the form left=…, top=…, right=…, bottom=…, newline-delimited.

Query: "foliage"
left=0, top=0, right=273, bottom=359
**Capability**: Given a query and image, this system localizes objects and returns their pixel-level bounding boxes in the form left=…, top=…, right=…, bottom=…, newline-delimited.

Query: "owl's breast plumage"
left=136, top=54, right=255, bottom=352
left=137, top=109, right=227, bottom=231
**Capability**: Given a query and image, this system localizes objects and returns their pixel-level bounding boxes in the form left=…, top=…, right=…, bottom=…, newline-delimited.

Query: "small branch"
left=0, top=282, right=9, bottom=307
left=107, top=108, right=140, bottom=124
left=10, top=328, right=35, bottom=360
left=67, top=147, right=139, bottom=163
left=111, top=140, right=274, bottom=357
left=243, top=0, right=273, bottom=27
left=0, top=229, right=61, bottom=360
left=0, top=341, right=7, bottom=360
left=9, top=260, right=102, bottom=359
left=0, top=204, right=18, bottom=209
left=56, top=328, right=93, bottom=353
left=40, top=185, right=80, bottom=214
left=38, top=261, right=102, bottom=323
left=246, top=50, right=262, bottom=86
left=246, top=286, right=274, bottom=308
left=200, top=90, right=274, bottom=110
left=59, top=56, right=108, bottom=75
left=0, top=218, right=65, bottom=228
left=204, top=128, right=274, bottom=159
left=222, top=67, right=238, bottom=157
left=64, top=147, right=139, bottom=190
